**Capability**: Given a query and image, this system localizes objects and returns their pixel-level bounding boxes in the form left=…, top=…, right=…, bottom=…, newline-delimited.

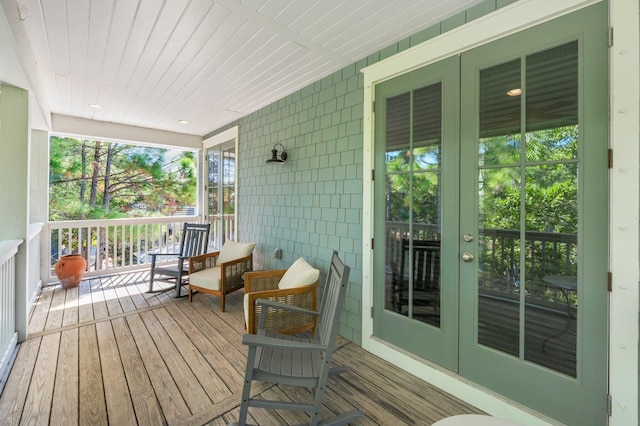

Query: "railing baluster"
left=0, top=240, right=20, bottom=381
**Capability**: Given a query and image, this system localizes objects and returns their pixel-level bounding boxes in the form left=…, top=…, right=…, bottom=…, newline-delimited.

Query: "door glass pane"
left=207, top=142, right=236, bottom=250
left=476, top=42, right=579, bottom=376
left=477, top=58, right=522, bottom=356
left=477, top=166, right=521, bottom=357
left=523, top=42, right=578, bottom=377
left=207, top=150, right=220, bottom=217
left=385, top=92, right=411, bottom=315
left=207, top=148, right=221, bottom=249
left=385, top=84, right=442, bottom=327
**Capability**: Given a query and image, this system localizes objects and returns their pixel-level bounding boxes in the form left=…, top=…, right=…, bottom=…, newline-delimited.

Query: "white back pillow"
left=217, top=240, right=256, bottom=264
left=278, top=257, right=320, bottom=289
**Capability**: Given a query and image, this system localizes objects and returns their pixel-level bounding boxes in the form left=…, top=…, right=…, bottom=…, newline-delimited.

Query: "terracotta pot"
left=54, top=254, right=87, bottom=289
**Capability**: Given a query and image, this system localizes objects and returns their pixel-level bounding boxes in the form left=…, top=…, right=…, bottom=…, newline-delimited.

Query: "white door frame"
left=361, top=0, right=638, bottom=424
left=202, top=126, right=239, bottom=242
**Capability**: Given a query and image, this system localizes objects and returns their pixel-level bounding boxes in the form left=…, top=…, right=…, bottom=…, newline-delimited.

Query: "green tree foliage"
left=385, top=146, right=440, bottom=225
left=479, top=126, right=578, bottom=233
left=49, top=136, right=197, bottom=221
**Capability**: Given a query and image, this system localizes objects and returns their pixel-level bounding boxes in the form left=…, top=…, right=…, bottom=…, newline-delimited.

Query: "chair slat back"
left=315, top=251, right=350, bottom=349
left=179, top=223, right=211, bottom=258
left=401, top=239, right=440, bottom=291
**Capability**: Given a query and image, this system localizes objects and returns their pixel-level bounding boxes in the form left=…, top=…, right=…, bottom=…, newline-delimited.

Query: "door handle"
left=463, top=234, right=474, bottom=242
left=462, top=252, right=474, bottom=262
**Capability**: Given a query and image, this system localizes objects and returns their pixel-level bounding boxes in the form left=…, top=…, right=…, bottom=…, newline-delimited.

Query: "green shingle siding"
left=205, top=0, right=509, bottom=345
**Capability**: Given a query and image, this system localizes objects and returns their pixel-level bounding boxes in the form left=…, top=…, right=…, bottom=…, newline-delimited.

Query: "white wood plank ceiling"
left=1, top=0, right=482, bottom=137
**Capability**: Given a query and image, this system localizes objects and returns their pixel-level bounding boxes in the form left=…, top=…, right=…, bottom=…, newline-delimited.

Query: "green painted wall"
left=205, top=0, right=517, bottom=344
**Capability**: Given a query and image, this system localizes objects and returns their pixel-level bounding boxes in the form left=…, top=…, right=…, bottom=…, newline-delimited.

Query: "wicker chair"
left=243, top=269, right=319, bottom=334
left=188, top=240, right=255, bottom=312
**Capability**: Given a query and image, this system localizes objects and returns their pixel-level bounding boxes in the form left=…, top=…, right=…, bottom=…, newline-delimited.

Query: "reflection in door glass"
left=476, top=42, right=578, bottom=377
left=523, top=42, right=578, bottom=377
left=384, top=84, right=442, bottom=327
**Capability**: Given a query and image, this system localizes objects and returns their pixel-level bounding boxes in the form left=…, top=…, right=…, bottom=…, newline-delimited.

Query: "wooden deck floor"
left=0, top=271, right=483, bottom=425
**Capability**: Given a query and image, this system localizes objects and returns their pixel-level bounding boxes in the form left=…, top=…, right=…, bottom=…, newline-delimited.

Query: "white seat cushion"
left=278, top=257, right=320, bottom=289
left=189, top=266, right=222, bottom=291
left=217, top=240, right=256, bottom=264
left=244, top=293, right=250, bottom=328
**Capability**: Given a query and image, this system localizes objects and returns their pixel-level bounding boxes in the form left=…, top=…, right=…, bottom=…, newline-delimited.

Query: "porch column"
left=31, top=129, right=50, bottom=285
left=0, top=83, right=30, bottom=342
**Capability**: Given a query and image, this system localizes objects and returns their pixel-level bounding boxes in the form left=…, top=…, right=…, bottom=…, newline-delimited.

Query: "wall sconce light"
left=266, top=143, right=288, bottom=164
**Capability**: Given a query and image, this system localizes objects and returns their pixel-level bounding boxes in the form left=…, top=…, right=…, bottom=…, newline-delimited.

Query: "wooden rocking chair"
left=147, top=222, right=210, bottom=298
left=229, top=251, right=363, bottom=426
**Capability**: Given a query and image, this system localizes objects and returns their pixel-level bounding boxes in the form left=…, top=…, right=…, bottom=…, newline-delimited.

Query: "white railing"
left=0, top=239, right=22, bottom=381
left=208, top=214, right=236, bottom=250
left=47, top=216, right=202, bottom=280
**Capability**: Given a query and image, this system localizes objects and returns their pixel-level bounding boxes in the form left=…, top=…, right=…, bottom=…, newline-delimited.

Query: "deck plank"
left=111, top=275, right=139, bottom=313
left=190, top=296, right=247, bottom=356
left=95, top=320, right=137, bottom=426
left=20, top=333, right=60, bottom=424
left=139, top=309, right=212, bottom=413
left=101, top=279, right=125, bottom=316
left=152, top=306, right=234, bottom=403
left=50, top=328, right=79, bottom=426
left=89, top=277, right=109, bottom=320
left=28, top=286, right=54, bottom=334
left=111, top=317, right=166, bottom=425
left=0, top=337, right=42, bottom=425
left=124, top=272, right=152, bottom=309
left=78, top=278, right=95, bottom=323
left=62, top=285, right=79, bottom=327
left=179, top=298, right=247, bottom=373
left=78, top=325, right=107, bottom=425
left=164, top=303, right=244, bottom=390
left=44, top=288, right=66, bottom=330
left=126, top=313, right=191, bottom=422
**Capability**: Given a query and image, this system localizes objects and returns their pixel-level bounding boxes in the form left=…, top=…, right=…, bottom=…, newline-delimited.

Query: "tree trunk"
left=89, top=141, right=101, bottom=208
left=80, top=141, right=87, bottom=204
left=102, top=144, right=114, bottom=212
left=80, top=141, right=89, bottom=258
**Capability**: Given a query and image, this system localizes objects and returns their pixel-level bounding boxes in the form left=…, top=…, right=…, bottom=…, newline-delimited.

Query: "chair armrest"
left=218, top=253, right=254, bottom=293
left=256, top=298, right=319, bottom=317
left=148, top=252, right=181, bottom=261
left=148, top=251, right=181, bottom=267
left=189, top=251, right=220, bottom=274
left=245, top=281, right=318, bottom=334
left=148, top=251, right=180, bottom=258
left=241, top=333, right=326, bottom=351
left=244, top=270, right=286, bottom=292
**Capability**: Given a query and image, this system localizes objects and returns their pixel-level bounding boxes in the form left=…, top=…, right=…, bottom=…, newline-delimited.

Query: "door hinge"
left=371, top=238, right=374, bottom=250
left=607, top=394, right=612, bottom=416
left=371, top=306, right=374, bottom=318
left=371, top=169, right=375, bottom=181
left=607, top=272, right=612, bottom=292
left=608, top=149, right=613, bottom=169
left=608, top=27, right=613, bottom=47
left=372, top=101, right=375, bottom=113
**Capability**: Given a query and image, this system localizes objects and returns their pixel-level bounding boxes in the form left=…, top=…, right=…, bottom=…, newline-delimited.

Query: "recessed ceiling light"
left=506, top=88, right=522, bottom=97
left=178, top=120, right=189, bottom=124
left=89, top=103, right=103, bottom=109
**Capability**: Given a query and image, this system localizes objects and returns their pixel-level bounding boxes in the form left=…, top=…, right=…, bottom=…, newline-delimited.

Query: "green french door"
left=373, top=3, right=608, bottom=424
left=373, top=56, right=460, bottom=369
